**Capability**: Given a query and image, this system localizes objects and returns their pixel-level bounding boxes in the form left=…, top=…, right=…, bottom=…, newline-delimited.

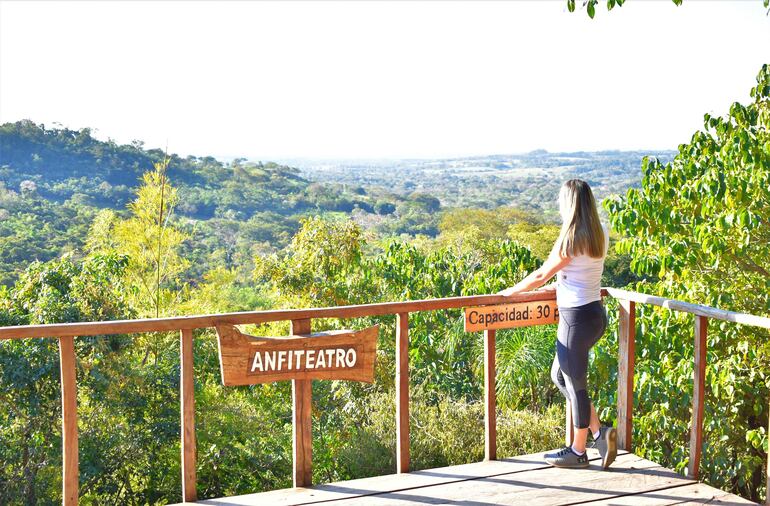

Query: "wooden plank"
left=583, top=482, right=756, bottom=505
left=215, top=325, right=378, bottom=385
left=606, top=287, right=770, bottom=330
left=396, top=312, right=409, bottom=473
left=688, top=315, right=708, bottom=479
left=618, top=299, right=636, bottom=451
left=59, top=336, right=78, bottom=506
left=292, top=319, right=313, bottom=488
left=321, top=453, right=683, bottom=506
left=180, top=328, right=197, bottom=502
left=484, top=329, right=496, bottom=461
left=0, top=291, right=560, bottom=340
left=465, top=301, right=559, bottom=332
left=186, top=449, right=620, bottom=506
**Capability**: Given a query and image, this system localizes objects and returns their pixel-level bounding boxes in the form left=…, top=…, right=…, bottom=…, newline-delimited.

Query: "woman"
left=498, top=179, right=616, bottom=469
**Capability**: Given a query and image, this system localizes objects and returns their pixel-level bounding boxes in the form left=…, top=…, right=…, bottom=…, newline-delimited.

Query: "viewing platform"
left=173, top=449, right=754, bottom=505
left=2, top=288, right=770, bottom=505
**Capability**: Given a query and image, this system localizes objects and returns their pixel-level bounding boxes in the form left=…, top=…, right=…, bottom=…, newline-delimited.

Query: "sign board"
left=215, top=324, right=378, bottom=386
left=464, top=300, right=559, bottom=332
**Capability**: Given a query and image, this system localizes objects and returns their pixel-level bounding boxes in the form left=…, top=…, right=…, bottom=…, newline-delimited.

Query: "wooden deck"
left=176, top=449, right=757, bottom=506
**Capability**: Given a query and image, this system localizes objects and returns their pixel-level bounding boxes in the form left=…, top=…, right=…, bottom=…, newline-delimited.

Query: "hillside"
left=0, top=120, right=433, bottom=285
left=0, top=119, right=666, bottom=286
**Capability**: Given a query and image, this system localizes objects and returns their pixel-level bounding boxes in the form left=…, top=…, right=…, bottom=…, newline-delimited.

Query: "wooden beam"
left=0, top=291, right=560, bottom=340
left=688, top=315, right=708, bottom=480
left=8, top=287, right=770, bottom=342
left=59, top=336, right=78, bottom=506
left=606, top=287, right=770, bottom=329
left=180, top=329, right=197, bottom=502
left=617, top=299, right=636, bottom=451
left=291, top=319, right=313, bottom=487
left=484, top=329, right=496, bottom=461
left=396, top=312, right=410, bottom=473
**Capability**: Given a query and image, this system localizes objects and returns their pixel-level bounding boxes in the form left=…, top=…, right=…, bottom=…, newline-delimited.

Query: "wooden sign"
left=464, top=300, right=559, bottom=332
left=215, top=324, right=378, bottom=386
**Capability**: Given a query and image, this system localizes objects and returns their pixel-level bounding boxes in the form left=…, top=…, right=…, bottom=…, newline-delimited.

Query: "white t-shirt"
left=555, top=224, right=609, bottom=308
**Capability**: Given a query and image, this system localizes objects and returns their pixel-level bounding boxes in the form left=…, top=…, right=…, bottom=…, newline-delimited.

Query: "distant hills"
left=0, top=119, right=673, bottom=285
left=0, top=120, right=397, bottom=219
left=287, top=149, right=676, bottom=213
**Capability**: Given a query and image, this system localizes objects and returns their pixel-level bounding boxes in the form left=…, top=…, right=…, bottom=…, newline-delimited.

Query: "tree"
left=97, top=157, right=189, bottom=318
left=0, top=253, right=133, bottom=504
left=254, top=216, right=372, bottom=307
left=605, top=64, right=770, bottom=314
left=374, top=201, right=396, bottom=215
left=602, top=64, right=770, bottom=500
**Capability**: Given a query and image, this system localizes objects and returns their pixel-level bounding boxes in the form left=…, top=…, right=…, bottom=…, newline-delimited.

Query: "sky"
left=1, top=1, right=768, bottom=160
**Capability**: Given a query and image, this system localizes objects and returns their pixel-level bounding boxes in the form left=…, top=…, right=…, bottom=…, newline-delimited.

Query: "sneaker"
left=543, top=446, right=589, bottom=468
left=593, top=426, right=617, bottom=469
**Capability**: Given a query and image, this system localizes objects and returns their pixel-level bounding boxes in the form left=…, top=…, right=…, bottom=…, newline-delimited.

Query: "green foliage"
left=606, top=65, right=770, bottom=313
left=506, top=222, right=561, bottom=260
left=0, top=203, right=615, bottom=503
left=333, top=387, right=565, bottom=478
left=0, top=253, right=133, bottom=504
left=254, top=216, right=373, bottom=307
left=438, top=207, right=536, bottom=245
left=92, top=158, right=189, bottom=318
left=602, top=64, right=770, bottom=501
left=256, top=216, right=554, bottom=405
left=0, top=183, right=97, bottom=286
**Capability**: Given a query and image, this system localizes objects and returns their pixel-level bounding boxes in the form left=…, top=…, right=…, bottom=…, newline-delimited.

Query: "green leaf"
left=587, top=0, right=596, bottom=18
left=567, top=0, right=576, bottom=12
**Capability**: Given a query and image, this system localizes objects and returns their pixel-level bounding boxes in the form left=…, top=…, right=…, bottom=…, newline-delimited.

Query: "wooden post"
left=688, top=315, right=708, bottom=479
left=396, top=312, right=410, bottom=473
left=484, top=329, right=497, bottom=461
left=565, top=400, right=574, bottom=447
left=291, top=319, right=313, bottom=487
left=59, top=336, right=78, bottom=506
left=617, top=299, right=636, bottom=451
left=180, top=329, right=197, bottom=502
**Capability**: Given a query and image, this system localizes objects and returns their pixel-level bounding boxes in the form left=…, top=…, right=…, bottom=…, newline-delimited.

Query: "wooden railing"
left=1, top=288, right=770, bottom=504
left=605, top=288, right=770, bottom=483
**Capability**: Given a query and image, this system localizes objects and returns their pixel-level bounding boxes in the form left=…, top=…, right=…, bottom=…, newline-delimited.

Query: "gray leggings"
left=550, top=300, right=608, bottom=429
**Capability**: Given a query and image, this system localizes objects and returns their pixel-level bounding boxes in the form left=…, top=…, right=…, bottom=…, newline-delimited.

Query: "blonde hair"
left=555, top=179, right=605, bottom=258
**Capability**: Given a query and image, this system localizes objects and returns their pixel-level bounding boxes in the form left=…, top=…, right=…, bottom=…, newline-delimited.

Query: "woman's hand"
left=497, top=286, right=519, bottom=297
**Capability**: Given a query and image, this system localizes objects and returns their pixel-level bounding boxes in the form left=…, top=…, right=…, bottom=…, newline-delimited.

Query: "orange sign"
left=464, top=301, right=559, bottom=332
left=216, top=325, right=378, bottom=386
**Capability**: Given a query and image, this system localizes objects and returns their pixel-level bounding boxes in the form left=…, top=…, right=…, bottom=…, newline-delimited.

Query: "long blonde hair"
left=555, top=179, right=605, bottom=258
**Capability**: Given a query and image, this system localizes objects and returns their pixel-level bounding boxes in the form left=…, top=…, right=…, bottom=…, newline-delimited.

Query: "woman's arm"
left=497, top=252, right=571, bottom=296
